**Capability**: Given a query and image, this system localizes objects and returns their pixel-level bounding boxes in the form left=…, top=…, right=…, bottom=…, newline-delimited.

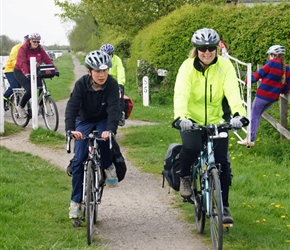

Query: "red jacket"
left=15, top=40, right=57, bottom=76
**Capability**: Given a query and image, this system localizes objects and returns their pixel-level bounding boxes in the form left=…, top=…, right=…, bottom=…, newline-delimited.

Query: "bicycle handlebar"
left=66, top=130, right=111, bottom=154
left=172, top=117, right=239, bottom=135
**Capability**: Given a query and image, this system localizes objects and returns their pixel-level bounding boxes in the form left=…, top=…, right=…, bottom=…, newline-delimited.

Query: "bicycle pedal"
left=182, top=197, right=193, bottom=203
left=223, top=223, right=233, bottom=228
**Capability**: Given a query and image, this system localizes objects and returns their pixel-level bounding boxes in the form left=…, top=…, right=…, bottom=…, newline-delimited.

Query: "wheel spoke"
left=209, top=167, right=223, bottom=250
left=86, top=161, right=95, bottom=245
left=42, top=96, right=59, bottom=131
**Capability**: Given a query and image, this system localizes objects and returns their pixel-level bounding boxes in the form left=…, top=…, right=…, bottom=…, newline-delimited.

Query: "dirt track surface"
left=0, top=56, right=209, bottom=250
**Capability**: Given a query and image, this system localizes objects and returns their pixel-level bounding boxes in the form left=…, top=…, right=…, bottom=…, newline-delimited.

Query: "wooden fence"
left=262, top=93, right=290, bottom=139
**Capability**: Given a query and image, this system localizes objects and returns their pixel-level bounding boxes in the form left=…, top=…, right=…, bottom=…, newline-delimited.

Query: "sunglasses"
left=32, top=40, right=40, bottom=44
left=197, top=46, right=217, bottom=52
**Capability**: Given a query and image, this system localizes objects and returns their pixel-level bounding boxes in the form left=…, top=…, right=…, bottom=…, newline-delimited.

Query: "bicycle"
left=66, top=130, right=110, bottom=245
left=172, top=118, right=238, bottom=250
left=9, top=65, right=59, bottom=131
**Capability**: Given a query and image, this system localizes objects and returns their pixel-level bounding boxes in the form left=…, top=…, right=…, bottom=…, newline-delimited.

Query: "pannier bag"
left=111, top=137, right=127, bottom=182
left=66, top=138, right=127, bottom=182
left=123, top=95, right=134, bottom=119
left=38, top=64, right=56, bottom=78
left=162, top=143, right=182, bottom=191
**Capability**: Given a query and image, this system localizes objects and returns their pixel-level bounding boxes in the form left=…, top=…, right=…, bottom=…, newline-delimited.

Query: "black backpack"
left=162, top=143, right=182, bottom=191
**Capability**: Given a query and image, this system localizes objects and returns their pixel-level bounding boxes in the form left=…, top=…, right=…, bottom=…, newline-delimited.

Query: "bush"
left=126, top=3, right=290, bottom=104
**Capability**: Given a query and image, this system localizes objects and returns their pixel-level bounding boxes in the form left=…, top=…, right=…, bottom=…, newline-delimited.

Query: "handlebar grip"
left=66, top=130, right=72, bottom=154
left=172, top=116, right=181, bottom=129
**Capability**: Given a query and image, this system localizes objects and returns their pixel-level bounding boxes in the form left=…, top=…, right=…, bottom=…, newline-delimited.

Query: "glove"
left=230, top=115, right=249, bottom=128
left=55, top=71, right=60, bottom=77
left=179, top=119, right=193, bottom=132
left=25, top=74, right=30, bottom=79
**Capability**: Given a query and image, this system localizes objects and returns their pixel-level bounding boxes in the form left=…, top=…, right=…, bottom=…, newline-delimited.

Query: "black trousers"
left=179, top=130, right=231, bottom=207
left=14, top=68, right=42, bottom=108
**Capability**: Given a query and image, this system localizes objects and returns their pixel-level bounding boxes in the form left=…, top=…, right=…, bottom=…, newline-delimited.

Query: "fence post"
left=280, top=96, right=288, bottom=139
left=30, top=57, right=38, bottom=130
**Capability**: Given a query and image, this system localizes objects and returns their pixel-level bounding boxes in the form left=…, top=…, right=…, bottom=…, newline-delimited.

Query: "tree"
left=0, top=35, right=20, bottom=56
left=55, top=0, right=203, bottom=38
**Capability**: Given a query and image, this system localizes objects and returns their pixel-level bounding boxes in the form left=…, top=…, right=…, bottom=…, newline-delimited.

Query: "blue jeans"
left=251, top=97, right=274, bottom=141
left=71, top=119, right=112, bottom=203
left=3, top=72, right=21, bottom=98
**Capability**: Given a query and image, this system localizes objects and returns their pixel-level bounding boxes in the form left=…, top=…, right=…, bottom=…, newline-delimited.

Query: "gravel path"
left=0, top=55, right=209, bottom=250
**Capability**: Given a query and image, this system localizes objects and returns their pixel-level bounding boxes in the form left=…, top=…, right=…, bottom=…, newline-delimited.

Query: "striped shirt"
left=246, top=58, right=290, bottom=101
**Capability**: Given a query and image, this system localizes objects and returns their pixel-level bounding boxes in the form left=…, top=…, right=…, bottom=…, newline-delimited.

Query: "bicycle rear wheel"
left=42, top=96, right=59, bottom=131
left=192, top=166, right=205, bottom=233
left=86, top=160, right=96, bottom=245
left=209, top=167, right=223, bottom=250
left=10, top=91, right=30, bottom=127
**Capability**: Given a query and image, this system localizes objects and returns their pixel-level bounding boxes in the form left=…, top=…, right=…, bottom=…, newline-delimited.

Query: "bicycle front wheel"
left=86, top=160, right=96, bottom=245
left=209, top=167, right=223, bottom=250
left=10, top=92, right=30, bottom=127
left=94, top=163, right=104, bottom=225
left=42, top=96, right=59, bottom=131
left=192, top=167, right=205, bottom=233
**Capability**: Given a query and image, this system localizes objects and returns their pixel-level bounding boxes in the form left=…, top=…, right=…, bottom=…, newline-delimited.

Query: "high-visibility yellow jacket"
left=174, top=55, right=246, bottom=125
left=110, top=54, right=125, bottom=86
left=4, top=43, right=23, bottom=73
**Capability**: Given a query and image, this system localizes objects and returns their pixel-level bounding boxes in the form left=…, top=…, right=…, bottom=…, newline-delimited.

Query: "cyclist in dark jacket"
left=65, top=50, right=120, bottom=219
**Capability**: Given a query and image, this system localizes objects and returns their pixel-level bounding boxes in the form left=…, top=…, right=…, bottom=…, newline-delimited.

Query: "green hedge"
left=126, top=3, right=290, bottom=103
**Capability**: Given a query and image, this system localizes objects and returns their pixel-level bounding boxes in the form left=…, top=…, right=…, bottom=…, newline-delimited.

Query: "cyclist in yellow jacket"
left=174, top=28, right=248, bottom=224
left=3, top=35, right=28, bottom=111
left=100, top=43, right=126, bottom=126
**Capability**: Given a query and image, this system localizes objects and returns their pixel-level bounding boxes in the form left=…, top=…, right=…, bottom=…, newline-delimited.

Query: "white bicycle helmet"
left=191, top=28, right=220, bottom=47
left=29, top=32, right=41, bottom=40
left=100, top=43, right=114, bottom=55
left=85, top=50, right=112, bottom=70
left=266, top=45, right=285, bottom=55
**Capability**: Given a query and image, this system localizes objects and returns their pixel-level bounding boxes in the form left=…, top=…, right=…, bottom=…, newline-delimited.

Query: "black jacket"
left=65, top=74, right=120, bottom=133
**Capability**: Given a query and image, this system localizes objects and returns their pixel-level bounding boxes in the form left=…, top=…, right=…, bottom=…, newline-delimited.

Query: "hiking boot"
left=17, top=106, right=27, bottom=118
left=237, top=138, right=254, bottom=147
left=104, top=163, right=118, bottom=187
left=118, top=111, right=126, bottom=126
left=223, top=207, right=234, bottom=224
left=69, top=201, right=81, bottom=219
left=180, top=176, right=192, bottom=197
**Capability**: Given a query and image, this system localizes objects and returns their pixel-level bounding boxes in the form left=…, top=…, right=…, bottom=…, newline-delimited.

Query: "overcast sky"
left=0, top=0, right=79, bottom=46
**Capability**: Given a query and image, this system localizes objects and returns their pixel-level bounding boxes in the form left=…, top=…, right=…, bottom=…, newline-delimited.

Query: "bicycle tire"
left=42, top=96, right=59, bottom=131
left=94, top=162, right=105, bottom=224
left=10, top=92, right=30, bottom=127
left=192, top=166, right=206, bottom=233
left=209, top=167, right=223, bottom=250
left=86, top=160, right=96, bottom=245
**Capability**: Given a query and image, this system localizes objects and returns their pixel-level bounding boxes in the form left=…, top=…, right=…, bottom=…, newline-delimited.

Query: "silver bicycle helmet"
left=85, top=50, right=112, bottom=70
left=29, top=32, right=41, bottom=40
left=100, top=43, right=114, bottom=55
left=266, top=45, right=285, bottom=55
left=191, top=28, right=220, bottom=47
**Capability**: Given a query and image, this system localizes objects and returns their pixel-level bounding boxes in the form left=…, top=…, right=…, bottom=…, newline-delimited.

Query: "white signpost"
left=30, top=57, right=38, bottom=130
left=142, top=76, right=149, bottom=106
